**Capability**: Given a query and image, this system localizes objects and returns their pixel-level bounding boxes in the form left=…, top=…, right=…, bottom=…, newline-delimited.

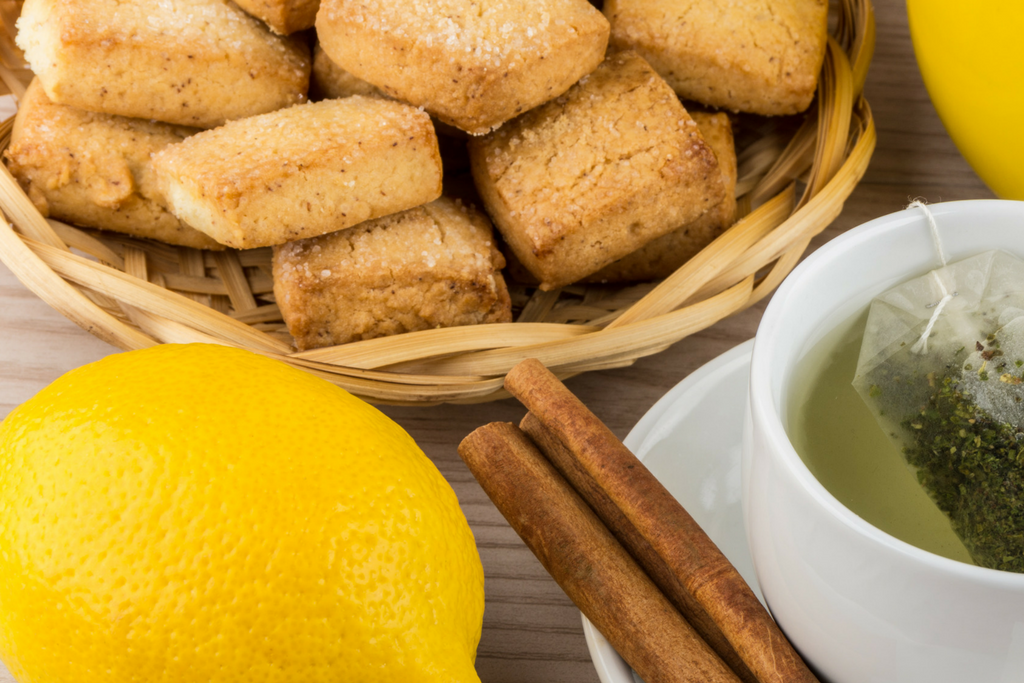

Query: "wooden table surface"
left=0, top=1, right=998, bottom=680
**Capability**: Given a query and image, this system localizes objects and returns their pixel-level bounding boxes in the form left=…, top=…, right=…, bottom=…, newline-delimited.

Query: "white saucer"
left=582, top=339, right=762, bottom=683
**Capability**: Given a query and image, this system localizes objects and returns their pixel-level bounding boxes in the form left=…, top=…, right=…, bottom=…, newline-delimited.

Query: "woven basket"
left=0, top=0, right=876, bottom=405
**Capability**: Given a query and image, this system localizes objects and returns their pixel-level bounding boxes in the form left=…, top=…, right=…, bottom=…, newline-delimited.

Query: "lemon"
left=908, top=1, right=1024, bottom=199
left=0, top=344, right=484, bottom=682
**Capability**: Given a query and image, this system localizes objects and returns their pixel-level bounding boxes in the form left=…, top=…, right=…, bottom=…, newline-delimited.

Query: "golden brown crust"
left=152, top=97, right=443, bottom=249
left=469, top=51, right=725, bottom=290
left=316, top=0, right=610, bottom=135
left=586, top=111, right=738, bottom=283
left=233, top=0, right=319, bottom=35
left=604, top=0, right=828, bottom=115
left=310, top=43, right=385, bottom=100
left=273, top=197, right=512, bottom=349
left=16, top=0, right=311, bottom=128
left=4, top=79, right=222, bottom=250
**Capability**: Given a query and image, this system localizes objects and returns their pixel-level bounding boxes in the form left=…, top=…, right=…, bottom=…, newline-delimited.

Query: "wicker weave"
left=0, top=0, right=876, bottom=405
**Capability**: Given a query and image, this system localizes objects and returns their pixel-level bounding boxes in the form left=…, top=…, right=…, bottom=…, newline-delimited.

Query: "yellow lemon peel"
left=0, top=343, right=484, bottom=682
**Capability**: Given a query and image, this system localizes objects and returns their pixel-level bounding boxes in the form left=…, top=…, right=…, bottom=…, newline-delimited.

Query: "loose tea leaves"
left=854, top=251, right=1024, bottom=572
left=902, top=374, right=1024, bottom=572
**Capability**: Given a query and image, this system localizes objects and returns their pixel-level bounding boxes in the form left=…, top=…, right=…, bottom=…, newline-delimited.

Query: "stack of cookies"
left=6, top=0, right=827, bottom=350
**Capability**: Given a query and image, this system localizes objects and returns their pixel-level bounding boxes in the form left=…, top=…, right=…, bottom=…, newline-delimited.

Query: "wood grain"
left=0, top=1, right=997, bottom=680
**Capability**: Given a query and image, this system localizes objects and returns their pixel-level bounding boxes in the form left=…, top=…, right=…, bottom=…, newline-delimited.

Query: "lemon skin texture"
left=0, top=343, right=484, bottom=682
left=907, top=1, right=1024, bottom=199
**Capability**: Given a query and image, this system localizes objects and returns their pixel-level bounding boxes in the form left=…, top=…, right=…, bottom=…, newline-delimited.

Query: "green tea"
left=786, top=310, right=975, bottom=565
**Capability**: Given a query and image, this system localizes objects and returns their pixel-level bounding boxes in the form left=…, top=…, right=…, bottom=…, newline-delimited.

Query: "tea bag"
left=854, top=249, right=1024, bottom=572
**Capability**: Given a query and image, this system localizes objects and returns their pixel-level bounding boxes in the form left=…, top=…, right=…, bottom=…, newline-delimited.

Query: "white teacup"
left=745, top=199, right=1024, bottom=683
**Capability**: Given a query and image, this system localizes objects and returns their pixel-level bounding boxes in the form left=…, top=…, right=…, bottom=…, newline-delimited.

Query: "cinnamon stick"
left=458, top=422, right=740, bottom=683
left=521, top=411, right=756, bottom=683
left=506, top=358, right=819, bottom=683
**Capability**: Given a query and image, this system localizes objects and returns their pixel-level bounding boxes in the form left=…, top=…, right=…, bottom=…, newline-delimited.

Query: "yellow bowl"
left=907, top=1, right=1024, bottom=199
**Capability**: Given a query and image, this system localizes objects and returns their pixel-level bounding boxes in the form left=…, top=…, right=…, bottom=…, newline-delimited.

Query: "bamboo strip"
left=231, top=304, right=282, bottom=324
left=162, top=272, right=229, bottom=295
left=303, top=374, right=507, bottom=402
left=735, top=131, right=788, bottom=189
left=736, top=128, right=787, bottom=166
left=0, top=114, right=12, bottom=149
left=551, top=356, right=640, bottom=374
left=0, top=55, right=26, bottom=99
left=123, top=247, right=147, bottom=282
left=549, top=346, right=673, bottom=375
left=0, top=11, right=24, bottom=69
left=0, top=162, right=67, bottom=250
left=694, top=104, right=874, bottom=306
left=583, top=282, right=655, bottom=308
left=803, top=38, right=854, bottom=204
left=734, top=195, right=752, bottom=222
left=129, top=308, right=235, bottom=347
left=117, top=245, right=152, bottom=328
left=48, top=221, right=124, bottom=268
left=543, top=305, right=618, bottom=324
left=39, top=221, right=128, bottom=314
left=587, top=309, right=625, bottom=328
left=213, top=250, right=257, bottom=312
left=506, top=286, right=533, bottom=309
left=81, top=287, right=134, bottom=323
left=259, top=356, right=507, bottom=402
left=283, top=357, right=489, bottom=386
left=211, top=295, right=232, bottom=314
left=245, top=270, right=274, bottom=295
left=748, top=115, right=816, bottom=206
left=748, top=239, right=811, bottom=309
left=518, top=288, right=562, bottom=322
left=294, top=322, right=600, bottom=370
left=399, top=277, right=753, bottom=377
left=697, top=110, right=873, bottom=301
left=721, top=100, right=875, bottom=278
left=204, top=248, right=273, bottom=269
left=852, top=3, right=876, bottom=97
left=838, top=0, right=875, bottom=96
left=178, top=247, right=209, bottom=305
left=240, top=249, right=272, bottom=268
left=99, top=234, right=181, bottom=271
left=0, top=216, right=155, bottom=349
left=0, top=61, right=23, bottom=99
left=23, top=237, right=291, bottom=354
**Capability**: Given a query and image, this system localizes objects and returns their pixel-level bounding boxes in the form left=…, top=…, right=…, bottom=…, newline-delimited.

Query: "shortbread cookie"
left=469, top=51, right=725, bottom=290
left=16, top=0, right=310, bottom=128
left=233, top=0, right=318, bottom=35
left=273, top=197, right=511, bottom=349
left=587, top=111, right=738, bottom=283
left=316, top=0, right=609, bottom=135
left=4, top=79, right=221, bottom=250
left=153, top=97, right=442, bottom=249
left=605, top=0, right=828, bottom=115
left=310, top=44, right=384, bottom=100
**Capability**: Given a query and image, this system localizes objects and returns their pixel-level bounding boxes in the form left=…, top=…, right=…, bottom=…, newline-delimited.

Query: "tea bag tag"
left=909, top=200, right=954, bottom=355
left=910, top=271, right=955, bottom=354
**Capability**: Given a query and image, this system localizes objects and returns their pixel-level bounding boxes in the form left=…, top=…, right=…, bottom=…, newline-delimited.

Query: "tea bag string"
left=909, top=200, right=953, bottom=354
